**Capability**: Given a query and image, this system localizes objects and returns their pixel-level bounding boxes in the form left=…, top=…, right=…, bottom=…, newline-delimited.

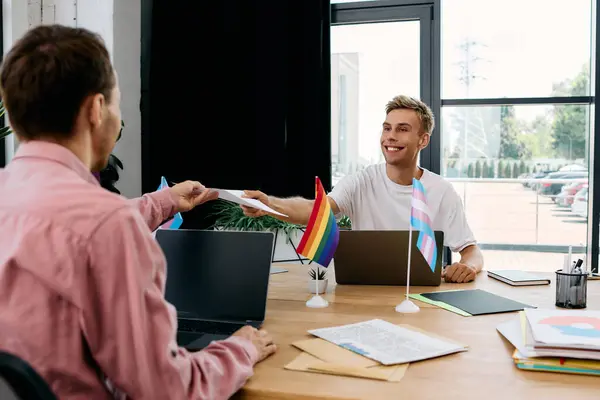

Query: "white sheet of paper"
left=308, top=319, right=467, bottom=365
left=215, top=189, right=288, bottom=217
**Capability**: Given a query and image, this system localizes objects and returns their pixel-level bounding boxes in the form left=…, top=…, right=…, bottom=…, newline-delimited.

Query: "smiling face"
left=380, top=108, right=430, bottom=167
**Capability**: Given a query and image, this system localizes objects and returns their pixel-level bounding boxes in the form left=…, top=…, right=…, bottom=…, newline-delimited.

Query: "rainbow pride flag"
left=410, top=178, right=437, bottom=272
left=296, top=177, right=339, bottom=268
left=157, top=176, right=183, bottom=230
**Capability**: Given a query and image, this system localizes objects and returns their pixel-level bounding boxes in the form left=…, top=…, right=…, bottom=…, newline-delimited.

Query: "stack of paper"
left=285, top=319, right=468, bottom=382
left=497, top=309, right=600, bottom=376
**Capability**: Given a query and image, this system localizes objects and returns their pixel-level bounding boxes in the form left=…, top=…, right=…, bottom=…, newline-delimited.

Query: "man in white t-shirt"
left=242, top=95, right=483, bottom=283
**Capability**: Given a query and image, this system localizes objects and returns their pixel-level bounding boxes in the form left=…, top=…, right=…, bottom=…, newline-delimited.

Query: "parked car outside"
left=556, top=181, right=588, bottom=206
left=537, top=171, right=588, bottom=197
left=571, top=187, right=588, bottom=219
left=559, top=163, right=587, bottom=172
left=524, top=171, right=555, bottom=188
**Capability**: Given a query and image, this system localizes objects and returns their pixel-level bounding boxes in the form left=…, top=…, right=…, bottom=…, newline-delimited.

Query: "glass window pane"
left=442, top=0, right=593, bottom=98
left=331, top=21, right=420, bottom=186
left=441, top=104, right=590, bottom=263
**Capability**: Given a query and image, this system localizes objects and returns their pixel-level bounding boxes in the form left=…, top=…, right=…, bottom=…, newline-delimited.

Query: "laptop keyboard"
left=178, top=320, right=244, bottom=335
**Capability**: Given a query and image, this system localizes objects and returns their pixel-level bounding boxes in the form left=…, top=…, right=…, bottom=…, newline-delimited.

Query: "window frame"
left=439, top=0, right=599, bottom=273
left=331, top=0, right=442, bottom=174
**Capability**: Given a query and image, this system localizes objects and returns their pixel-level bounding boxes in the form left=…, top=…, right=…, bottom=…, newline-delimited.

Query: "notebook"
left=420, top=289, right=535, bottom=316
left=487, top=270, right=550, bottom=286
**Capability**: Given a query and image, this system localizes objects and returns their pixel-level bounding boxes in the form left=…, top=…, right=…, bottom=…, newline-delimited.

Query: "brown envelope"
left=292, top=338, right=379, bottom=368
left=285, top=352, right=408, bottom=382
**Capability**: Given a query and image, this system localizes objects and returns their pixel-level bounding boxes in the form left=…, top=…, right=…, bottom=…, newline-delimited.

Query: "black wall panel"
left=141, top=0, right=331, bottom=228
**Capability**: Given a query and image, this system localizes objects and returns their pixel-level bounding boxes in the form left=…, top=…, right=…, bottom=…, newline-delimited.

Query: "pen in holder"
left=555, top=269, right=587, bottom=309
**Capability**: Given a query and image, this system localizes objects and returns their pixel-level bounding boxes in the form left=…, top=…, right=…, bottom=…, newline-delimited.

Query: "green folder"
left=409, top=293, right=472, bottom=317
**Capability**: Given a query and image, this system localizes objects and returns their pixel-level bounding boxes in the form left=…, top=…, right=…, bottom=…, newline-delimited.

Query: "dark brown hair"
left=0, top=24, right=115, bottom=140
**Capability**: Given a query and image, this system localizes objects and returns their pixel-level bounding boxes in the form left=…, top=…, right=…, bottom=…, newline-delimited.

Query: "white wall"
left=2, top=0, right=28, bottom=161
left=2, top=0, right=142, bottom=197
left=112, top=0, right=141, bottom=198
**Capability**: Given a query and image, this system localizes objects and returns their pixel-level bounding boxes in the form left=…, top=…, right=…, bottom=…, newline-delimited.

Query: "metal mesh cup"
left=555, top=269, right=587, bottom=309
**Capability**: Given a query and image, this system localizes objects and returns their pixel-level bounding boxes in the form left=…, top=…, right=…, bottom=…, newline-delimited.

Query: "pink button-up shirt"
left=0, top=141, right=257, bottom=399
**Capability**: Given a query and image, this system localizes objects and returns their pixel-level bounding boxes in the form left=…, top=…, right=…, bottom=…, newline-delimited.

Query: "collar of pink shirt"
left=12, top=140, right=101, bottom=186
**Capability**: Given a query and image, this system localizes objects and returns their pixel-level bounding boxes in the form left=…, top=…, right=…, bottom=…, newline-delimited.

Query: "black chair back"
left=0, top=352, right=56, bottom=400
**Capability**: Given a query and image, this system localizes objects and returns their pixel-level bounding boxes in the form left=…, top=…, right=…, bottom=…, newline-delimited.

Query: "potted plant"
left=308, top=267, right=328, bottom=294
left=211, top=199, right=354, bottom=263
left=0, top=101, right=12, bottom=141
left=210, top=199, right=306, bottom=262
left=96, top=120, right=125, bottom=194
left=338, top=214, right=352, bottom=230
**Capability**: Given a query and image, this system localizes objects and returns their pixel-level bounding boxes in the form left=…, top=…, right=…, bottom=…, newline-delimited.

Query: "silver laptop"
left=333, top=230, right=444, bottom=286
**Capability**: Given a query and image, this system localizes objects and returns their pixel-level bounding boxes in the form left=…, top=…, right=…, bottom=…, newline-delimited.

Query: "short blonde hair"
left=385, top=95, right=435, bottom=134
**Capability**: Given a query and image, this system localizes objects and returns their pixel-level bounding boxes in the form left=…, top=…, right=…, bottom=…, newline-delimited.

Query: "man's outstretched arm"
left=241, top=190, right=340, bottom=226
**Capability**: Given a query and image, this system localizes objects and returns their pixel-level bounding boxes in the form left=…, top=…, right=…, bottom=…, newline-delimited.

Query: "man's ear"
left=419, top=133, right=431, bottom=150
left=88, top=93, right=105, bottom=130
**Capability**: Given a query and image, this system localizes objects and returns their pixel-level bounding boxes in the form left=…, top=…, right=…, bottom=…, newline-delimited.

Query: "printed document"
left=308, top=319, right=467, bottom=365
left=215, top=189, right=288, bottom=217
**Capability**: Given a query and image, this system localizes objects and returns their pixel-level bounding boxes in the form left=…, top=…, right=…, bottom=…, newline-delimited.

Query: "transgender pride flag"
left=157, top=176, right=183, bottom=230
left=410, top=178, right=437, bottom=272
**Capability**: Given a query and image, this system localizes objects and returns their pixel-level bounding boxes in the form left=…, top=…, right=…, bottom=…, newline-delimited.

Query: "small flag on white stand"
left=396, top=178, right=438, bottom=313
left=296, top=177, right=340, bottom=309
left=307, top=265, right=329, bottom=308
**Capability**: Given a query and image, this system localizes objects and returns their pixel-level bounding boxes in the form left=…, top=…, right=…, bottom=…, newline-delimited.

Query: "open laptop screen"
left=156, top=229, right=274, bottom=324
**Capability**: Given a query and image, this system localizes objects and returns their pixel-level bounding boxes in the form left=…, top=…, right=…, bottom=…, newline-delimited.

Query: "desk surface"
left=236, top=265, right=600, bottom=400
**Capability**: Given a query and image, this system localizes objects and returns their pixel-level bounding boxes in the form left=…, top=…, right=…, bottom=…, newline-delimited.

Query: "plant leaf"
left=0, top=126, right=12, bottom=140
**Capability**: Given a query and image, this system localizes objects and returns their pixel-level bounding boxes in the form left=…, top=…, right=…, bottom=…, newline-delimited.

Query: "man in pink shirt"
left=0, top=25, right=276, bottom=399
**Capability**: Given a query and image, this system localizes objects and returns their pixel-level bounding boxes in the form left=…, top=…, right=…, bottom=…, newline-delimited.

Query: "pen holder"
left=555, top=269, right=587, bottom=309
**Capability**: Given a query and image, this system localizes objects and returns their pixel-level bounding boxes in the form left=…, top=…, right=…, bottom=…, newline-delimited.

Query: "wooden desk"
left=236, top=264, right=600, bottom=400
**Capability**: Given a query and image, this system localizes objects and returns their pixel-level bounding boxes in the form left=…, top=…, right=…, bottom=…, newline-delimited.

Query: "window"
left=331, top=20, right=421, bottom=186
left=442, top=0, right=593, bottom=99
left=441, top=0, right=595, bottom=272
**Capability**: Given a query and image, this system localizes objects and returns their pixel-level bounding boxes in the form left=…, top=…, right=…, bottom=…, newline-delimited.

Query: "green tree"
left=482, top=160, right=490, bottom=178
left=475, top=160, right=482, bottom=177
left=551, top=64, right=590, bottom=160
left=504, top=163, right=512, bottom=178
left=520, top=115, right=554, bottom=158
left=512, top=162, right=519, bottom=178
left=498, top=105, right=531, bottom=160
left=519, top=160, right=527, bottom=174
left=467, top=163, right=474, bottom=177
left=498, top=160, right=505, bottom=177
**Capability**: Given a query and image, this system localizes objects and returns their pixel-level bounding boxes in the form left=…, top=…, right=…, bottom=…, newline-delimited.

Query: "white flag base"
left=395, top=299, right=420, bottom=313
left=306, top=295, right=329, bottom=308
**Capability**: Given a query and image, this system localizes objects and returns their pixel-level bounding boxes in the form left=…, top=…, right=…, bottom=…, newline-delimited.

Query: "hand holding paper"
left=216, top=189, right=288, bottom=217
left=170, top=180, right=218, bottom=212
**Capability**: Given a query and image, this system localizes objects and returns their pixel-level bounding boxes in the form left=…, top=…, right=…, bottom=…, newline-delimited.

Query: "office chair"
left=0, top=351, right=57, bottom=400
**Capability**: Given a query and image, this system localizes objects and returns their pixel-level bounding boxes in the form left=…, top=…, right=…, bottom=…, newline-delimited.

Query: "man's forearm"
left=268, top=196, right=314, bottom=225
left=460, top=245, right=484, bottom=273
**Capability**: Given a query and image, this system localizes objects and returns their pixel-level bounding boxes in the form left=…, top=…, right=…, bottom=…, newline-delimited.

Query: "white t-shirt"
left=328, top=164, right=476, bottom=253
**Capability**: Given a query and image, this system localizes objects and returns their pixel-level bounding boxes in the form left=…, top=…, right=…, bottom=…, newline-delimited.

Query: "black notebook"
left=421, top=289, right=535, bottom=316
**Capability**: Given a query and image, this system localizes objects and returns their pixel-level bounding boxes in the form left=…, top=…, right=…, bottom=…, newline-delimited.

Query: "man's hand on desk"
left=169, top=180, right=218, bottom=213
left=233, top=326, right=277, bottom=363
left=443, top=262, right=477, bottom=283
